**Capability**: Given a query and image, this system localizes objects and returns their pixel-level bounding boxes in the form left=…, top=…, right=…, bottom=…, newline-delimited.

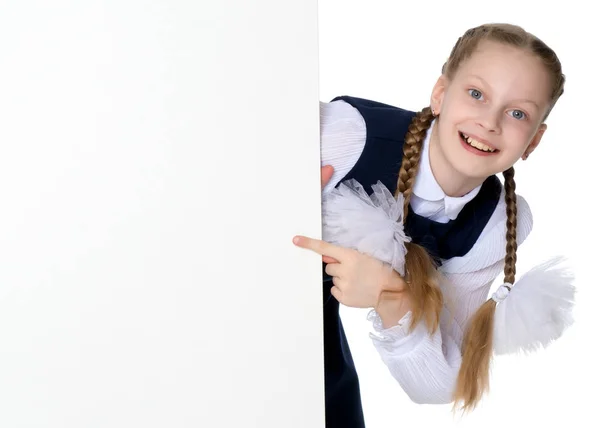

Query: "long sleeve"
left=319, top=100, right=366, bottom=194
left=366, top=186, right=534, bottom=404
left=368, top=260, right=503, bottom=404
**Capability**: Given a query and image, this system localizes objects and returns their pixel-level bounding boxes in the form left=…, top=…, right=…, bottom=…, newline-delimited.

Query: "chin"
left=445, top=152, right=497, bottom=179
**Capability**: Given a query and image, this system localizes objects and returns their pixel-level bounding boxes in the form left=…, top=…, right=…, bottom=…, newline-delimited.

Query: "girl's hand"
left=321, top=164, right=334, bottom=190
left=293, top=235, right=409, bottom=311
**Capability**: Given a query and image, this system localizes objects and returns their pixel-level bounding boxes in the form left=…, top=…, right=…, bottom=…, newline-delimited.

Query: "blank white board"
left=0, top=2, right=324, bottom=427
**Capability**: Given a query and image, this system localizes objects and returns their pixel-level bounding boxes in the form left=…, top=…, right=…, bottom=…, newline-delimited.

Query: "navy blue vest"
left=321, top=96, right=501, bottom=428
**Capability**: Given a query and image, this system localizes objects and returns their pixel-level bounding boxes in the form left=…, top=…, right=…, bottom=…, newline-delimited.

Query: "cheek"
left=441, top=92, right=463, bottom=112
left=505, top=120, right=535, bottom=146
left=435, top=115, right=453, bottom=140
left=502, top=127, right=534, bottom=157
left=442, top=96, right=476, bottom=125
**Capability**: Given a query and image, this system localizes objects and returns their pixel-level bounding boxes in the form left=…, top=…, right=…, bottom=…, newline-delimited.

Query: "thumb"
left=321, top=165, right=334, bottom=190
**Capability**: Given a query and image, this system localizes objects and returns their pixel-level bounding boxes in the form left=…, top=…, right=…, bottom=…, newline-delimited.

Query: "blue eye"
left=468, top=89, right=483, bottom=100
left=508, top=109, right=526, bottom=120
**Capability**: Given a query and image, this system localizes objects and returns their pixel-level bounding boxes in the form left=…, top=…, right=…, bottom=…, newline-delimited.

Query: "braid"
left=503, top=167, right=518, bottom=284
left=391, top=106, right=443, bottom=334
left=453, top=168, right=521, bottom=412
left=395, top=107, right=435, bottom=220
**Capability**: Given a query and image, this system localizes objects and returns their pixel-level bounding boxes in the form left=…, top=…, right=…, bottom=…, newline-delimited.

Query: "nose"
left=476, top=108, right=501, bottom=133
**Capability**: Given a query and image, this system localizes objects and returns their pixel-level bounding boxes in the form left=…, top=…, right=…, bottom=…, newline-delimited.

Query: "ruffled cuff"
left=368, top=309, right=430, bottom=355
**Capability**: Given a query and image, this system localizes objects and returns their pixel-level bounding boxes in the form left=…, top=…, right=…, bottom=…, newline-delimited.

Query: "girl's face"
left=430, top=40, right=552, bottom=184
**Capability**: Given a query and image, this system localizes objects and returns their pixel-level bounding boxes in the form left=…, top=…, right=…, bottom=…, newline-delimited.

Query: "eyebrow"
left=465, top=74, right=541, bottom=110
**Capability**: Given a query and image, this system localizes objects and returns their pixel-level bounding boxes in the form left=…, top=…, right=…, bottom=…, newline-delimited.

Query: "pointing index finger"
left=293, top=236, right=346, bottom=260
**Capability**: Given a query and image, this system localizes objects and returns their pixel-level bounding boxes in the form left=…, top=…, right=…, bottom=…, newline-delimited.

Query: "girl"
left=294, top=23, right=573, bottom=428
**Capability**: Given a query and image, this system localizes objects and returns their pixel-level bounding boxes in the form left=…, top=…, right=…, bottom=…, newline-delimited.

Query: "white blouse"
left=320, top=99, right=534, bottom=404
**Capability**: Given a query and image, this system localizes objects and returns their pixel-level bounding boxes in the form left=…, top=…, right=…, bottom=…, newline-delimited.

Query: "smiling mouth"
left=459, top=132, right=498, bottom=153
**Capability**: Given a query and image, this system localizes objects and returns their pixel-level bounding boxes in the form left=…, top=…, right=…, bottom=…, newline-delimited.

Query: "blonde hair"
left=394, top=23, right=565, bottom=411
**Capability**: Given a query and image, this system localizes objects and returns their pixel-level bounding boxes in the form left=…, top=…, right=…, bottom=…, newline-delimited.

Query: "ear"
left=522, top=123, right=547, bottom=160
left=430, top=75, right=448, bottom=114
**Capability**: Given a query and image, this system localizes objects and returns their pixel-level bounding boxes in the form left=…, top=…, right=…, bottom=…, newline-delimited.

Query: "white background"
left=318, top=1, right=598, bottom=426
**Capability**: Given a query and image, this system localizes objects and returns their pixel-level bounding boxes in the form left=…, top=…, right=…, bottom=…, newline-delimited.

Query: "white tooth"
left=465, top=135, right=494, bottom=152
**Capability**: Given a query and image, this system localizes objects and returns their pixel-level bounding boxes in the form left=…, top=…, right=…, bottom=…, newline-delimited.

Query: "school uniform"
left=319, top=96, right=533, bottom=427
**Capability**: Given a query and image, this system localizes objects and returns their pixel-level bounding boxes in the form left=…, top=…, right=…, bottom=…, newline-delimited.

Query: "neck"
left=428, top=121, right=486, bottom=197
